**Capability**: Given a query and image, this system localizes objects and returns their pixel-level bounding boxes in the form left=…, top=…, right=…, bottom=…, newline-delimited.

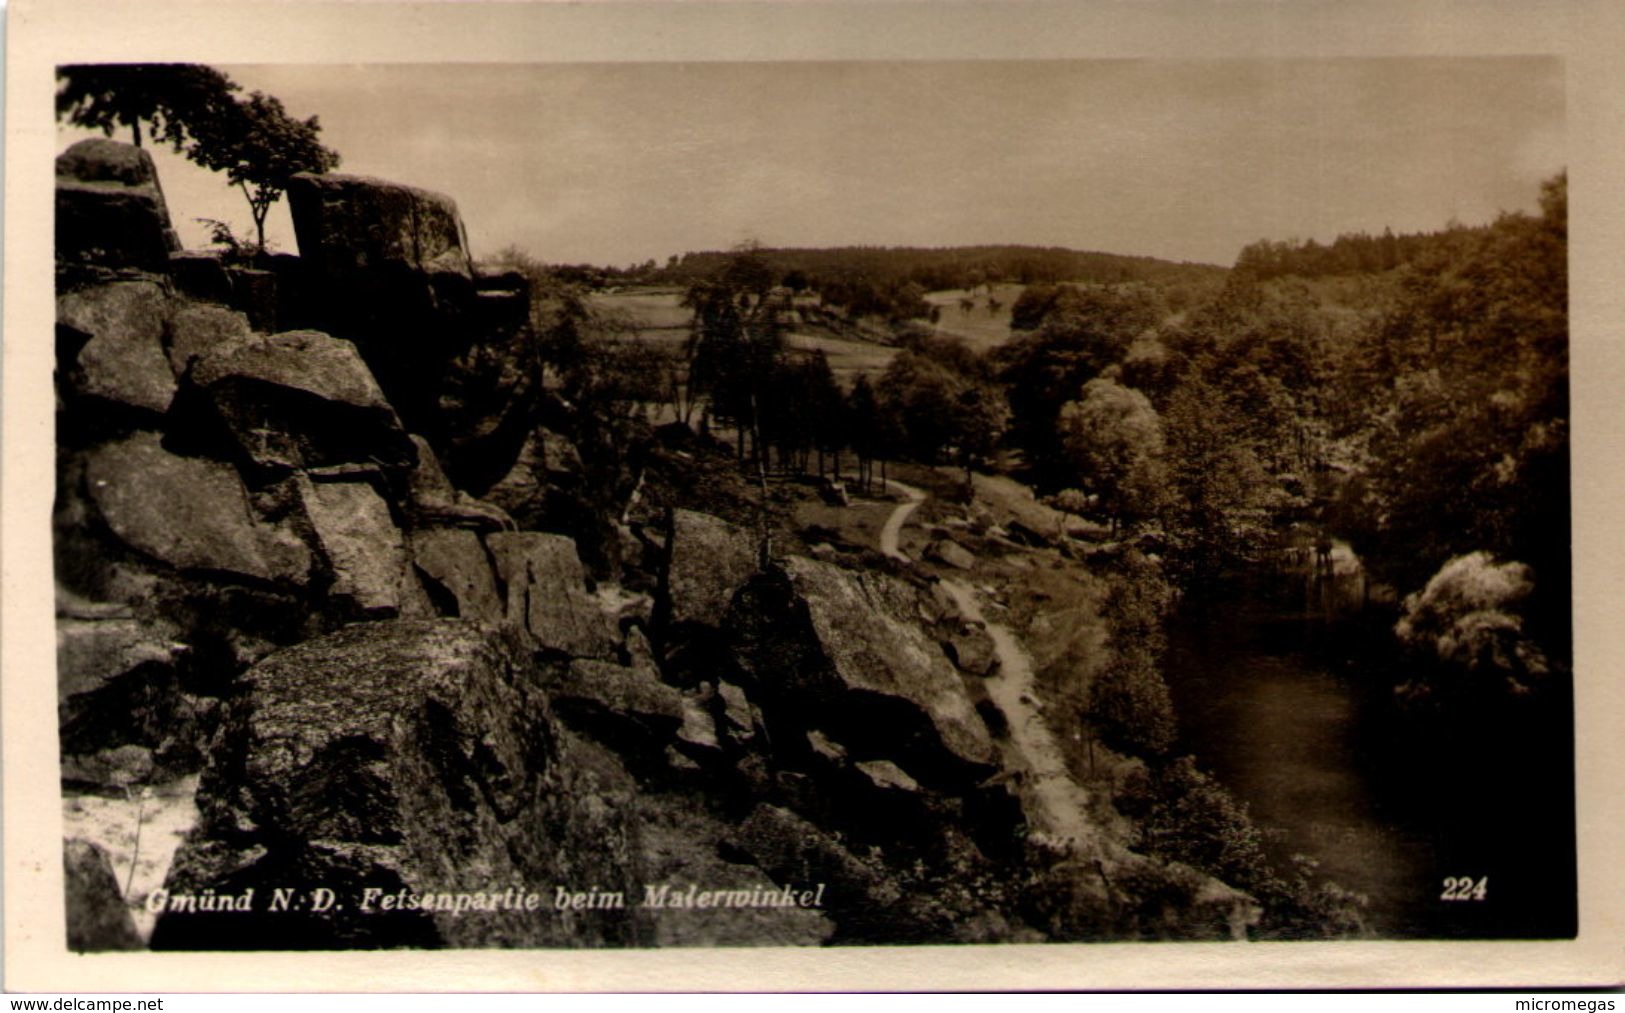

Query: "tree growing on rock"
left=187, top=90, right=341, bottom=251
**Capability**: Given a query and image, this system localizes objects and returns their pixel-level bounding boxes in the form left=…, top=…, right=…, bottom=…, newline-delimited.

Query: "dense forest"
left=1232, top=226, right=1453, bottom=281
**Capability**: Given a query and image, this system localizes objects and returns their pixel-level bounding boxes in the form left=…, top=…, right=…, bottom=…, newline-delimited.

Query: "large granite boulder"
left=185, top=329, right=417, bottom=478
left=286, top=172, right=473, bottom=287
left=152, top=619, right=836, bottom=949
left=150, top=621, right=645, bottom=949
left=64, top=839, right=143, bottom=951
left=82, top=431, right=312, bottom=586
left=56, top=139, right=178, bottom=271
left=56, top=281, right=176, bottom=419
left=726, top=557, right=997, bottom=789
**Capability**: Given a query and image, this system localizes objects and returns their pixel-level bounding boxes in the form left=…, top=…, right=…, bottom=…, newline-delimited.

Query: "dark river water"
left=1161, top=563, right=1576, bottom=940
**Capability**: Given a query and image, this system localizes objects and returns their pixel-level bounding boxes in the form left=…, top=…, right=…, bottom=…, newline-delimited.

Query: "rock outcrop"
left=152, top=620, right=833, bottom=949
left=56, top=139, right=179, bottom=273
left=285, top=173, right=537, bottom=491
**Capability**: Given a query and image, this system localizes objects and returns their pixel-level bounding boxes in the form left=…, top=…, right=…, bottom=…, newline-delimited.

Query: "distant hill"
left=653, top=244, right=1228, bottom=292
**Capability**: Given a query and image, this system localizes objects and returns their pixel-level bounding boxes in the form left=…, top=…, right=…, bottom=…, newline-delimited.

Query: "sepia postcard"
left=4, top=0, right=1623, bottom=993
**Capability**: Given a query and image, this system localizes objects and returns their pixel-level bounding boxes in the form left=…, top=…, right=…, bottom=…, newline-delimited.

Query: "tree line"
left=1232, top=225, right=1470, bottom=281
left=659, top=243, right=1224, bottom=290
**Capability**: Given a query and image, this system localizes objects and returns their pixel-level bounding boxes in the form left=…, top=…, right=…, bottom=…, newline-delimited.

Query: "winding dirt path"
left=880, top=479, right=1095, bottom=852
left=939, top=582, right=1094, bottom=850
left=879, top=479, right=927, bottom=561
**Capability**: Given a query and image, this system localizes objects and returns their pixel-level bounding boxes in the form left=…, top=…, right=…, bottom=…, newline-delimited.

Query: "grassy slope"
left=923, top=284, right=1024, bottom=354
left=589, top=288, right=900, bottom=387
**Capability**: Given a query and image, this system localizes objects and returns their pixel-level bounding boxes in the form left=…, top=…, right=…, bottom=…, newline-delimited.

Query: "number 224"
left=1440, top=876, right=1488, bottom=901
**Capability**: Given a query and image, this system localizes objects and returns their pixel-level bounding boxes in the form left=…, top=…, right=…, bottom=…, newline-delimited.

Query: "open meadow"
left=590, top=287, right=901, bottom=386
left=923, top=283, right=1025, bottom=353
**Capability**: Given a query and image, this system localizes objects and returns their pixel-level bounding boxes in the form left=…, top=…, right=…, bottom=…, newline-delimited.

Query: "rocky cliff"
left=54, top=139, right=1256, bottom=950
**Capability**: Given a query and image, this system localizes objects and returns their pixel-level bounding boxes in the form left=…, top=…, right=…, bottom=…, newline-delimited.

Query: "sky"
left=59, top=58, right=1565, bottom=269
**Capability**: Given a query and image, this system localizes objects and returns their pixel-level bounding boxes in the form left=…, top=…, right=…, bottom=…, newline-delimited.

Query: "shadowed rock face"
left=485, top=532, right=619, bottom=660
left=56, top=139, right=179, bottom=272
left=57, top=281, right=177, bottom=419
left=185, top=329, right=417, bottom=479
